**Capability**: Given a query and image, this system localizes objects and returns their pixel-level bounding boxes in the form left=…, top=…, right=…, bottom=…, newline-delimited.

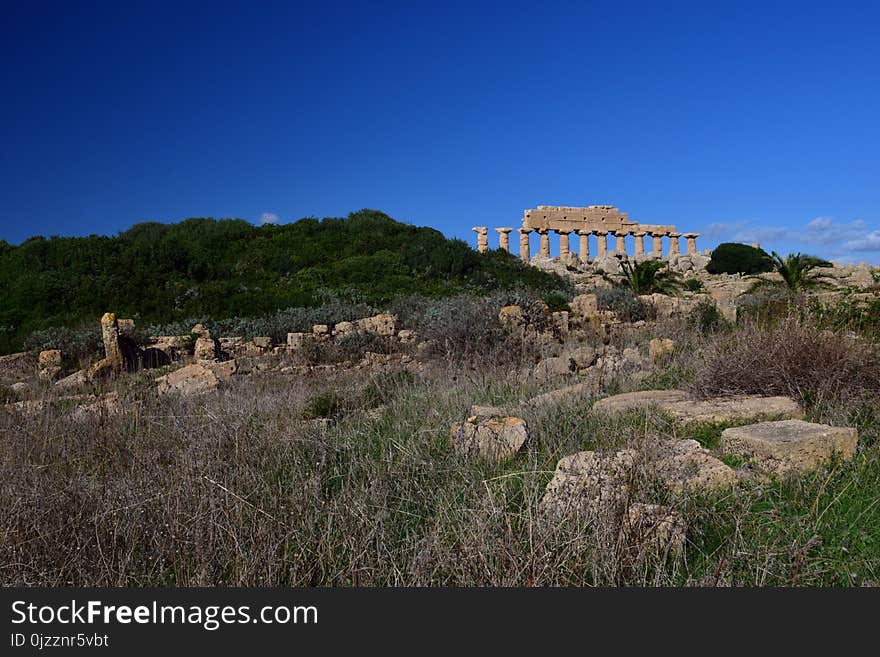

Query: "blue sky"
left=2, top=1, right=879, bottom=262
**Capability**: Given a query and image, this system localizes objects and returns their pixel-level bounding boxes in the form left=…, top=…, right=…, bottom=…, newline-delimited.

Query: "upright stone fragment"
left=100, top=312, right=124, bottom=372
left=720, top=420, right=858, bottom=476
left=495, top=227, right=513, bottom=252
left=472, top=226, right=489, bottom=253
left=38, top=349, right=63, bottom=381
left=518, top=228, right=532, bottom=262
left=190, top=323, right=218, bottom=360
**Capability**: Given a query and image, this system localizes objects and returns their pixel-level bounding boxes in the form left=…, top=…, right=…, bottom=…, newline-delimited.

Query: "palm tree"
left=618, top=258, right=683, bottom=295
left=762, top=252, right=833, bottom=291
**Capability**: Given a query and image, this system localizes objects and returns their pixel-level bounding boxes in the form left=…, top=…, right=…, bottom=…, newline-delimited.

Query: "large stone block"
left=450, top=414, right=528, bottom=462
left=592, top=389, right=690, bottom=414
left=252, top=336, right=273, bottom=349
left=355, top=313, right=398, bottom=336
left=648, top=439, right=737, bottom=495
left=539, top=449, right=638, bottom=518
left=525, top=378, right=601, bottom=408
left=498, top=305, right=525, bottom=327
left=287, top=332, right=308, bottom=350
left=592, top=390, right=803, bottom=424
left=532, top=356, right=574, bottom=381
left=720, top=420, right=858, bottom=475
left=193, top=336, right=217, bottom=361
left=156, top=363, right=219, bottom=396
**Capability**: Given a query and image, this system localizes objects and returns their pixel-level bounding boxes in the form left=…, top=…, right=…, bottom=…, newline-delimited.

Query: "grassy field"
left=2, top=307, right=879, bottom=586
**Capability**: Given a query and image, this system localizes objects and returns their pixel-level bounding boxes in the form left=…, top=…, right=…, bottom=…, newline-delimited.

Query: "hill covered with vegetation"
left=0, top=210, right=568, bottom=354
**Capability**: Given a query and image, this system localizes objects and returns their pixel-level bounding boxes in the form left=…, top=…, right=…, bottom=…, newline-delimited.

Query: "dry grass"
left=2, top=314, right=880, bottom=586
left=690, top=314, right=880, bottom=410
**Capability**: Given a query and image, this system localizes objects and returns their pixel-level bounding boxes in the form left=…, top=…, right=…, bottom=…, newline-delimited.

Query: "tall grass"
left=3, top=298, right=880, bottom=586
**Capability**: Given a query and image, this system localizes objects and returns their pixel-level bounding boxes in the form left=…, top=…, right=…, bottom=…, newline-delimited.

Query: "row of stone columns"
left=473, top=226, right=699, bottom=262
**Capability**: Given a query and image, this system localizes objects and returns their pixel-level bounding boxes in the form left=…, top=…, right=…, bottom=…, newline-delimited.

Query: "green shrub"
left=808, top=293, right=880, bottom=338
left=543, top=290, right=572, bottom=313
left=619, top=259, right=683, bottom=295
left=735, top=286, right=796, bottom=323
left=23, top=325, right=102, bottom=363
left=706, top=243, right=773, bottom=275
left=302, top=389, right=343, bottom=420
left=683, top=278, right=705, bottom=293
left=687, top=299, right=728, bottom=333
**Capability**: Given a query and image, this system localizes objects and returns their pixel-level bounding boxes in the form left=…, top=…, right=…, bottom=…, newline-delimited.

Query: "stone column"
left=668, top=232, right=681, bottom=256
left=594, top=231, right=606, bottom=257
left=614, top=231, right=627, bottom=255
left=495, top=227, right=513, bottom=253
left=650, top=232, right=663, bottom=257
left=537, top=229, right=550, bottom=258
left=100, top=312, right=123, bottom=372
left=472, top=226, right=488, bottom=253
left=557, top=230, right=571, bottom=258
left=633, top=231, right=646, bottom=256
left=518, top=228, right=532, bottom=262
left=684, top=233, right=699, bottom=255
left=577, top=230, right=590, bottom=263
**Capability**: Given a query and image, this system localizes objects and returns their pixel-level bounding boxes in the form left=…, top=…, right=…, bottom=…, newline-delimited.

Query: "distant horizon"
left=2, top=2, right=878, bottom=263
left=4, top=209, right=878, bottom=267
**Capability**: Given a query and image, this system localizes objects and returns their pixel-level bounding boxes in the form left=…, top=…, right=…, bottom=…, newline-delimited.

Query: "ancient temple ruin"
left=473, top=205, right=700, bottom=263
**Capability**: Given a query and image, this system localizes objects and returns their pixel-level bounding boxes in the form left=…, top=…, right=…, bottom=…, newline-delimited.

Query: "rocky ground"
left=1, top=258, right=879, bottom=586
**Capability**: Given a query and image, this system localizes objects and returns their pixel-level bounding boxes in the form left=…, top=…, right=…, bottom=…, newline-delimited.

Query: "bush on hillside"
left=595, top=287, right=653, bottom=322
left=687, top=299, right=729, bottom=333
left=0, top=211, right=569, bottom=354
left=706, top=242, right=773, bottom=275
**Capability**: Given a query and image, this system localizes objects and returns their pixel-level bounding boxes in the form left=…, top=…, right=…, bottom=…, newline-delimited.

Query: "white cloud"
left=806, top=216, right=865, bottom=240
left=732, top=225, right=789, bottom=243
left=844, top=230, right=880, bottom=252
left=708, top=216, right=873, bottom=249
left=259, top=212, right=279, bottom=225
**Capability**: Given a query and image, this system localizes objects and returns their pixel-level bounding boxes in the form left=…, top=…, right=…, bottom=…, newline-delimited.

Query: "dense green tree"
left=706, top=242, right=774, bottom=275
left=0, top=210, right=569, bottom=353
